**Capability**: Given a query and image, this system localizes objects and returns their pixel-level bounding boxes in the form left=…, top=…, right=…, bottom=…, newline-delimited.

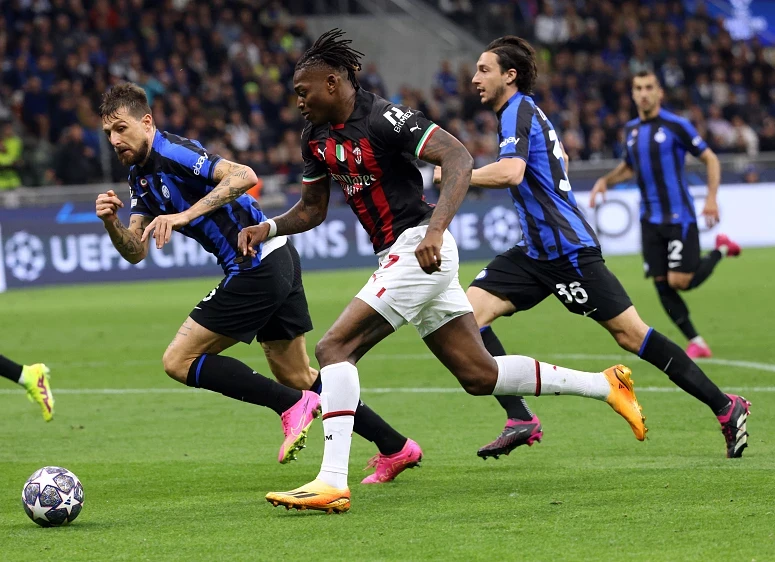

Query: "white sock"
left=718, top=245, right=729, bottom=257
left=690, top=335, right=707, bottom=347
left=17, top=367, right=26, bottom=386
left=317, top=362, right=360, bottom=490
left=493, top=356, right=610, bottom=401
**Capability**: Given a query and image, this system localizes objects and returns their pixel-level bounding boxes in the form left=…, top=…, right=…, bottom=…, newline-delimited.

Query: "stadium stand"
left=0, top=0, right=772, bottom=189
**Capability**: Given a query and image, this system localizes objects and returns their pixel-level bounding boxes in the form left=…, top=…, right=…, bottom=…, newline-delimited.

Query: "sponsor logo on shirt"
left=193, top=153, right=207, bottom=176
left=383, top=107, right=414, bottom=133
left=500, top=137, right=519, bottom=148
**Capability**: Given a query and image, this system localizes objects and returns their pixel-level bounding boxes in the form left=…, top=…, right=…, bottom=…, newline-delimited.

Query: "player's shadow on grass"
left=7, top=519, right=114, bottom=532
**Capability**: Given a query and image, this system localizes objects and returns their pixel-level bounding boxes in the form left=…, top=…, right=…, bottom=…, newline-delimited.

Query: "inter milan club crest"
left=335, top=144, right=346, bottom=162
left=353, top=146, right=362, bottom=165
left=654, top=127, right=666, bottom=143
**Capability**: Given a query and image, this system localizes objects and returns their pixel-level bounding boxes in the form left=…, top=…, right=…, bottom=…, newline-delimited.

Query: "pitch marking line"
left=1, top=354, right=772, bottom=396
left=1, top=386, right=775, bottom=396
left=31, top=353, right=775, bottom=374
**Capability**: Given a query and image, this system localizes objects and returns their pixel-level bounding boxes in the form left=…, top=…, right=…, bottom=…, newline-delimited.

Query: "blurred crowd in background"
left=1, top=0, right=773, bottom=190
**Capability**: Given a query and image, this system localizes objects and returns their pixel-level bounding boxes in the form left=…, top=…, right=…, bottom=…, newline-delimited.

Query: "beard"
left=482, top=83, right=506, bottom=108
left=117, top=139, right=150, bottom=166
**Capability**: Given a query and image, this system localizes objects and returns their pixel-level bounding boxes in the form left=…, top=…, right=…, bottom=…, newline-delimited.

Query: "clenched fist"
left=95, top=189, right=124, bottom=223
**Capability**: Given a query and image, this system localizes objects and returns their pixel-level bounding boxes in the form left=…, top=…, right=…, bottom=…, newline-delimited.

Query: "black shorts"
left=470, top=247, right=632, bottom=322
left=641, top=220, right=701, bottom=278
left=189, top=242, right=313, bottom=344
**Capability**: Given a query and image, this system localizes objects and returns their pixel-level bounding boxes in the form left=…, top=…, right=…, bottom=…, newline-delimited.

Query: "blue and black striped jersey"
left=497, top=92, right=599, bottom=260
left=128, top=130, right=265, bottom=274
left=623, top=109, right=708, bottom=225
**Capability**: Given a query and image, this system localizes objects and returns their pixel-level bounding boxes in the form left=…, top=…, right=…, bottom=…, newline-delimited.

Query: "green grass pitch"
left=2, top=248, right=774, bottom=561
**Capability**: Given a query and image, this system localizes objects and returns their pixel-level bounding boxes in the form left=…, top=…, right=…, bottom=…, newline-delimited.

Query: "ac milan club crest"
left=353, top=146, right=362, bottom=165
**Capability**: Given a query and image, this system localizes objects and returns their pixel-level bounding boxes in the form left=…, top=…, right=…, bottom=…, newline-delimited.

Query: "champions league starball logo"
left=482, top=206, right=521, bottom=252
left=5, top=231, right=46, bottom=281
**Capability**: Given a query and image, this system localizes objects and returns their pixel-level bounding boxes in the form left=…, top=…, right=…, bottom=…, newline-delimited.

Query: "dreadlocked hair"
left=296, top=28, right=364, bottom=89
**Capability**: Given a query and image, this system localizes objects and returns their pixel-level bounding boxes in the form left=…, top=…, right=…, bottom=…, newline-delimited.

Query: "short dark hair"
left=295, top=28, right=364, bottom=90
left=485, top=36, right=537, bottom=94
left=632, top=70, right=661, bottom=86
left=99, top=82, right=152, bottom=121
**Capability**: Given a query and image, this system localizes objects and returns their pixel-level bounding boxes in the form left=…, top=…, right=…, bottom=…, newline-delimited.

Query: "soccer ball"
left=21, top=466, right=84, bottom=527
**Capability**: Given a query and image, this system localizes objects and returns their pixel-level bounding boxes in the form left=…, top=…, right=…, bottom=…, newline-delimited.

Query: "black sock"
left=638, top=328, right=730, bottom=415
left=688, top=250, right=723, bottom=289
left=353, top=400, right=407, bottom=456
left=186, top=354, right=302, bottom=415
left=0, top=355, right=23, bottom=383
left=655, top=281, right=699, bottom=340
left=310, top=373, right=322, bottom=394
left=481, top=326, right=535, bottom=422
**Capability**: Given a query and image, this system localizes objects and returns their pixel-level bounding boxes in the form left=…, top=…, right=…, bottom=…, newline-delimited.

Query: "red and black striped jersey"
left=301, top=89, right=439, bottom=254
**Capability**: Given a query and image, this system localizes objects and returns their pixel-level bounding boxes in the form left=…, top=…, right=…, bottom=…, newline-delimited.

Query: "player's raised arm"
left=96, top=189, right=152, bottom=264
left=142, top=158, right=258, bottom=248
left=184, top=159, right=258, bottom=220
left=238, top=179, right=331, bottom=258
left=589, top=161, right=635, bottom=207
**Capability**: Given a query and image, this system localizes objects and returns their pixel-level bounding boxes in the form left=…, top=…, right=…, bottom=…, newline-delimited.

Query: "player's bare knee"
left=314, top=335, right=348, bottom=368
left=273, top=364, right=315, bottom=390
left=668, top=276, right=691, bottom=291
left=460, top=374, right=495, bottom=396
left=452, top=365, right=496, bottom=395
left=612, top=327, right=647, bottom=353
left=161, top=347, right=189, bottom=383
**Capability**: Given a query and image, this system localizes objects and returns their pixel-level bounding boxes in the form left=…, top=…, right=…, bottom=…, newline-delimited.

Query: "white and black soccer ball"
left=5, top=231, right=46, bottom=282
left=21, top=466, right=84, bottom=527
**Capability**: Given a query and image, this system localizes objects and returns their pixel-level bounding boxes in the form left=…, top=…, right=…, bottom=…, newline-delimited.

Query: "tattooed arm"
left=182, top=159, right=258, bottom=222
left=96, top=189, right=151, bottom=263
left=414, top=128, right=473, bottom=273
left=418, top=128, right=474, bottom=234
left=274, top=180, right=331, bottom=235
left=106, top=214, right=152, bottom=264
left=142, top=159, right=258, bottom=249
left=237, top=179, right=330, bottom=258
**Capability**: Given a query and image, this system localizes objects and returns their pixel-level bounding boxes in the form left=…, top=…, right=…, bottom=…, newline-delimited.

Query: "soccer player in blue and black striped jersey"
left=590, top=70, right=741, bottom=360
left=95, top=82, right=414, bottom=469
left=454, top=37, right=750, bottom=459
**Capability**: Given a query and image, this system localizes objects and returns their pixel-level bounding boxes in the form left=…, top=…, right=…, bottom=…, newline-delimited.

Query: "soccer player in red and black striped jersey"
left=240, top=30, right=647, bottom=513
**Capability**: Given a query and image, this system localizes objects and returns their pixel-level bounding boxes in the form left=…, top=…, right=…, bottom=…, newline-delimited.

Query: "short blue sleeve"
left=159, top=136, right=222, bottom=186
left=667, top=118, right=708, bottom=157
left=498, top=99, right=532, bottom=161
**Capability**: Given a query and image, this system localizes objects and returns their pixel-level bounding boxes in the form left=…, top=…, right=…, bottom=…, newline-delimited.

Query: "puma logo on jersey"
left=317, top=147, right=326, bottom=159
left=410, top=123, right=421, bottom=132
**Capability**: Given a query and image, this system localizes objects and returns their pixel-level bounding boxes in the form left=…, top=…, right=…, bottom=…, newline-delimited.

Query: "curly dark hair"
left=485, top=36, right=538, bottom=94
left=295, top=28, right=364, bottom=89
left=99, top=82, right=152, bottom=121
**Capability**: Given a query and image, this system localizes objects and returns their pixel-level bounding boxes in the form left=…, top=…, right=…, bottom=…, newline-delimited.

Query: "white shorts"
left=355, top=225, right=473, bottom=338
